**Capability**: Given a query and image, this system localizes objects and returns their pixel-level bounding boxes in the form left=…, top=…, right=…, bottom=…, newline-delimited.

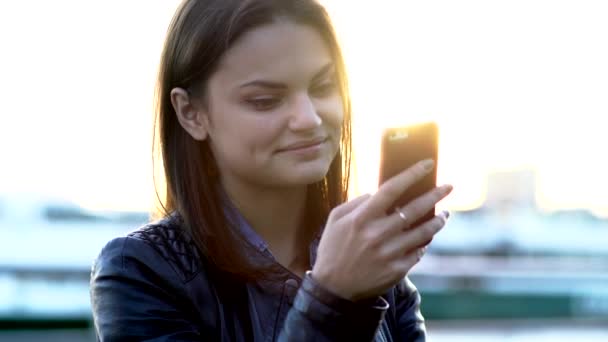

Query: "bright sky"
left=1, top=0, right=607, bottom=216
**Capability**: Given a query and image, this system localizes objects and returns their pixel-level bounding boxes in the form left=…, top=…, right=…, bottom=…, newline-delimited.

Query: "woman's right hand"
left=311, top=159, right=453, bottom=302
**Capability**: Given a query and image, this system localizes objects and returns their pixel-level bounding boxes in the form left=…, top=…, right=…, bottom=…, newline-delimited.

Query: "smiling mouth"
left=277, top=138, right=328, bottom=152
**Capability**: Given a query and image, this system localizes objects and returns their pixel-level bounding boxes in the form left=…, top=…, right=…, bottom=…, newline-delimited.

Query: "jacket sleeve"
left=392, top=277, right=427, bottom=341
left=90, top=237, right=204, bottom=342
left=278, top=271, right=389, bottom=342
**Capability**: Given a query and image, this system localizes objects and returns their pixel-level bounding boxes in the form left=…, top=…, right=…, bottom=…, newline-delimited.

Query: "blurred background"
left=0, top=0, right=606, bottom=341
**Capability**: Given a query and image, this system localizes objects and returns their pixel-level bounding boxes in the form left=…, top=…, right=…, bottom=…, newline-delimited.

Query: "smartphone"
left=378, top=121, right=439, bottom=226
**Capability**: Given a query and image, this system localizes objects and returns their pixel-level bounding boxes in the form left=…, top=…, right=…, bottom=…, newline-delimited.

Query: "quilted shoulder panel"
left=128, top=216, right=202, bottom=283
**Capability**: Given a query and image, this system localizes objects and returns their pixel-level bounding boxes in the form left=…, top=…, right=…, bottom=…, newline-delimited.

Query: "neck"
left=222, top=179, right=309, bottom=274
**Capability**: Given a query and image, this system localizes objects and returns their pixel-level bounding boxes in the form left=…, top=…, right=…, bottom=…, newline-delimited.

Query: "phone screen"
left=378, top=121, right=439, bottom=224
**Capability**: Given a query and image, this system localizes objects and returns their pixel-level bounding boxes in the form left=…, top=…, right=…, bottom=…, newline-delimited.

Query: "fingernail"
left=417, top=248, right=425, bottom=260
left=442, top=184, right=453, bottom=193
left=422, top=159, right=435, bottom=171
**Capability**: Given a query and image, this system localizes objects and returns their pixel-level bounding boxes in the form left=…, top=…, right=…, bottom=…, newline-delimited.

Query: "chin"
left=268, top=151, right=338, bottom=186
left=290, top=163, right=332, bottom=185
left=300, top=171, right=329, bottom=185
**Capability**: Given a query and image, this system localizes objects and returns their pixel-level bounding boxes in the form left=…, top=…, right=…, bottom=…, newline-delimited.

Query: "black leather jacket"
left=90, top=215, right=427, bottom=341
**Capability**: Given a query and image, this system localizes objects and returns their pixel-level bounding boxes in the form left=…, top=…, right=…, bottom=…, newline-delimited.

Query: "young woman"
left=90, top=0, right=453, bottom=341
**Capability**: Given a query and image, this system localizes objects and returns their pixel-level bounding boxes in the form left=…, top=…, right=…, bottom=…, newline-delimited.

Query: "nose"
left=288, top=94, right=322, bottom=131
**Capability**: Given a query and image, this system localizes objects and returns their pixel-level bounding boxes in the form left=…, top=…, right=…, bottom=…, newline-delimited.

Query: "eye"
left=310, top=79, right=338, bottom=98
left=246, top=97, right=283, bottom=111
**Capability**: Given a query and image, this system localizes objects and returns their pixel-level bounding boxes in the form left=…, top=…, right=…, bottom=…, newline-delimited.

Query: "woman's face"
left=200, top=21, right=343, bottom=189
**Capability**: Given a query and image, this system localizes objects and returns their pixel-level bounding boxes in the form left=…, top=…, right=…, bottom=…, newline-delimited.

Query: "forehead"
left=213, top=21, right=333, bottom=86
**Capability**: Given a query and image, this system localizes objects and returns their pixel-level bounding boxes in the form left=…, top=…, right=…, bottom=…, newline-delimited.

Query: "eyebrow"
left=239, top=62, right=335, bottom=89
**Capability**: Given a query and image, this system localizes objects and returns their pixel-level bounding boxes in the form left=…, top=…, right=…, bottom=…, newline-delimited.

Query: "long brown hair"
left=153, top=0, right=352, bottom=282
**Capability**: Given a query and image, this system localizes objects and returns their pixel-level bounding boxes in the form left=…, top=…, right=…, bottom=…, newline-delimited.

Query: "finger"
left=329, top=193, right=371, bottom=221
left=385, top=185, right=452, bottom=231
left=389, top=247, right=427, bottom=278
left=380, top=213, right=448, bottom=259
left=357, top=159, right=435, bottom=219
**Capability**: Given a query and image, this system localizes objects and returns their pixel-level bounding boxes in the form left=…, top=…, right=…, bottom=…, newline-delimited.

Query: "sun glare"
left=325, top=0, right=608, bottom=216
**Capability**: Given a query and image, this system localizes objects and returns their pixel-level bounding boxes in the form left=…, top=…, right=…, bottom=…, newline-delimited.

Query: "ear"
left=170, top=87, right=210, bottom=141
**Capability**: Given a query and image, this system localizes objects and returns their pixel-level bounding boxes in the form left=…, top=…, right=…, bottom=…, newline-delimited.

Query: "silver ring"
left=395, top=207, right=408, bottom=223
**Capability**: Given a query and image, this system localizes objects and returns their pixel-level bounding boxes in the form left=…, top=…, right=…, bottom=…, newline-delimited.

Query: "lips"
left=277, top=137, right=327, bottom=152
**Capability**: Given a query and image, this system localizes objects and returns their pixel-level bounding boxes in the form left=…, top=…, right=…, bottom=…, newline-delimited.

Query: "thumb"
left=329, top=193, right=371, bottom=221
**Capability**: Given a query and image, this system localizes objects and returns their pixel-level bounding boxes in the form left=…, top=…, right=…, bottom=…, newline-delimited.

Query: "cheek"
left=245, top=116, right=288, bottom=150
left=212, top=109, right=286, bottom=156
left=318, top=96, right=344, bottom=131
